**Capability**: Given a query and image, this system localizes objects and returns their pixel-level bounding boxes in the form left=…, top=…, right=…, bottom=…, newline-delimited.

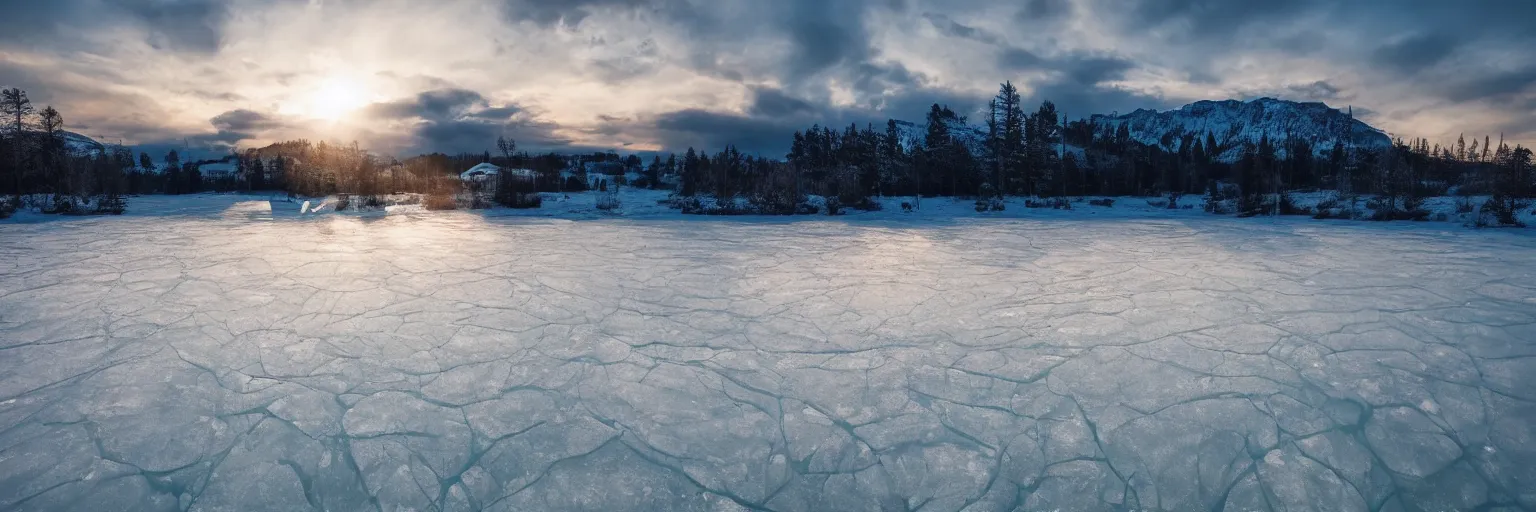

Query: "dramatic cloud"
left=0, top=0, right=1532, bottom=159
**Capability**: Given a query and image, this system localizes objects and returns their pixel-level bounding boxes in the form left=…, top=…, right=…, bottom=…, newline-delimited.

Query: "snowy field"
left=2, top=194, right=1535, bottom=511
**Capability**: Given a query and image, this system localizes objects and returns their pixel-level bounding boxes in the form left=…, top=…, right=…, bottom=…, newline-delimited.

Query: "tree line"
left=3, top=82, right=1530, bottom=223
left=656, top=81, right=1532, bottom=222
left=1, top=88, right=129, bottom=216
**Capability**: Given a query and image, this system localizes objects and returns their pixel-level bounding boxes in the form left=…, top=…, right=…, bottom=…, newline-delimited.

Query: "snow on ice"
left=1, top=194, right=1534, bottom=511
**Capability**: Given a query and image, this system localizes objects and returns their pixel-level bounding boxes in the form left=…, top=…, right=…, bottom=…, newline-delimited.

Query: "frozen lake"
left=2, top=197, right=1535, bottom=511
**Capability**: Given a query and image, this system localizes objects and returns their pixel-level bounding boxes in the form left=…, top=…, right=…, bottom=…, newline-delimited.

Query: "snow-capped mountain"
left=890, top=118, right=990, bottom=156
left=1089, top=98, right=1392, bottom=162
left=63, top=131, right=109, bottom=156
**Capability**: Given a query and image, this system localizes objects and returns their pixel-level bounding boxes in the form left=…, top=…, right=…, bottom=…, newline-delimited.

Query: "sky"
left=1, top=0, right=1533, bottom=159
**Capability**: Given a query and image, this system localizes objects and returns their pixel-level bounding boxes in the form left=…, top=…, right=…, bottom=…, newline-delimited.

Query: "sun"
left=305, top=76, right=368, bottom=121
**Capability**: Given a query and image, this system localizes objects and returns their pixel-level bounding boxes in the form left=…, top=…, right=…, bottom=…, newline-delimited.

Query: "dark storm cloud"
left=998, top=49, right=1045, bottom=71
left=1444, top=67, right=1536, bottom=103
left=0, top=0, right=229, bottom=52
left=921, top=13, right=1001, bottom=45
left=783, top=1, right=872, bottom=80
left=210, top=109, right=278, bottom=133
left=652, top=109, right=798, bottom=155
left=361, top=88, right=570, bottom=154
left=1020, top=0, right=1071, bottom=20
left=1121, top=0, right=1320, bottom=41
left=652, top=84, right=995, bottom=156
left=1063, top=57, right=1134, bottom=86
left=1285, top=81, right=1342, bottom=100
left=118, top=0, right=229, bottom=52
left=365, top=89, right=490, bottom=121
left=501, top=0, right=652, bottom=26
left=748, top=87, right=817, bottom=118
left=1372, top=33, right=1460, bottom=73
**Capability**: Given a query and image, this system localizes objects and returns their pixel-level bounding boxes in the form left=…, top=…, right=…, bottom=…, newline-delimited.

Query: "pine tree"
left=1, top=88, right=35, bottom=195
left=882, top=119, right=906, bottom=197
left=37, top=106, right=66, bottom=199
left=681, top=147, right=700, bottom=196
left=1033, top=101, right=1061, bottom=195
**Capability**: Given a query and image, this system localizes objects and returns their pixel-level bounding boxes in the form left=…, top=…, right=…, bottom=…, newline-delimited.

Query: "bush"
left=852, top=197, right=882, bottom=211
left=1455, top=196, right=1476, bottom=214
left=596, top=192, right=621, bottom=211
left=1145, top=199, right=1168, bottom=208
left=900, top=202, right=913, bottom=212
left=335, top=194, right=350, bottom=211
left=1480, top=196, right=1530, bottom=227
left=424, top=193, right=457, bottom=210
left=673, top=196, right=704, bottom=214
left=748, top=189, right=803, bottom=215
left=824, top=196, right=842, bottom=216
left=1277, top=193, right=1312, bottom=216
left=1370, top=208, right=1429, bottom=221
left=0, top=198, right=14, bottom=219
left=1023, top=198, right=1066, bottom=209
left=1088, top=198, right=1114, bottom=208
left=43, top=195, right=77, bottom=215
left=497, top=193, right=542, bottom=209
left=95, top=194, right=126, bottom=215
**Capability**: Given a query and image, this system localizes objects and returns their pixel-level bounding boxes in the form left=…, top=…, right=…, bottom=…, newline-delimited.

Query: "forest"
left=2, top=83, right=1531, bottom=225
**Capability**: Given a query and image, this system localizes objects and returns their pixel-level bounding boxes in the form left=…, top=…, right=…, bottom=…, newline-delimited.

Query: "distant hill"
left=887, top=97, right=1393, bottom=164
left=62, top=131, right=109, bottom=156
left=1088, top=98, right=1393, bottom=162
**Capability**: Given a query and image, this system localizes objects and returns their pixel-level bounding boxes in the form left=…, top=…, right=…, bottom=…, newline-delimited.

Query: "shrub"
left=900, top=202, right=913, bottom=212
left=424, top=193, right=457, bottom=210
left=335, top=194, right=351, bottom=211
left=1277, top=193, right=1312, bottom=216
left=1088, top=198, right=1114, bottom=208
left=497, top=193, right=542, bottom=209
left=1370, top=208, right=1430, bottom=221
left=1145, top=199, right=1168, bottom=208
left=0, top=197, right=14, bottom=219
left=95, top=194, right=126, bottom=215
left=1455, top=196, right=1476, bottom=214
left=748, top=189, right=802, bottom=215
left=43, top=195, right=77, bottom=215
left=596, top=192, right=621, bottom=211
left=1480, top=196, right=1530, bottom=227
left=824, top=196, right=842, bottom=215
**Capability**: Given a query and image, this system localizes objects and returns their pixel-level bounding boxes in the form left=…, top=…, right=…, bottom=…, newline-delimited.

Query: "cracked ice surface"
left=3, top=203, right=1536, bottom=511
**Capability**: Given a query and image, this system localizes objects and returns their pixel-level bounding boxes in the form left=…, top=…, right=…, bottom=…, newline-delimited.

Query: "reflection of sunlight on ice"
left=222, top=200, right=275, bottom=221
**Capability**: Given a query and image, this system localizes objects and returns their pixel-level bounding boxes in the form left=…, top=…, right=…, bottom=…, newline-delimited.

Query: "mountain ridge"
left=1087, top=97, right=1393, bottom=161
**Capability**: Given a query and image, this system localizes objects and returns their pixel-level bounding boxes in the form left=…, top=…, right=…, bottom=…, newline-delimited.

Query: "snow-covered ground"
left=2, top=194, right=1534, bottom=511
